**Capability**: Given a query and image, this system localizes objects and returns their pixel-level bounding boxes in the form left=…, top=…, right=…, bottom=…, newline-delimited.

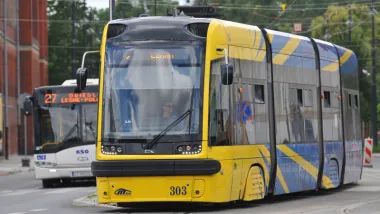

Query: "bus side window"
left=209, top=59, right=232, bottom=146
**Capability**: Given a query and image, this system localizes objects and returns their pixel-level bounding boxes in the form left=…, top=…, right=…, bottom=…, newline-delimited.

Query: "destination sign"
left=125, top=54, right=175, bottom=60
left=43, top=92, right=98, bottom=104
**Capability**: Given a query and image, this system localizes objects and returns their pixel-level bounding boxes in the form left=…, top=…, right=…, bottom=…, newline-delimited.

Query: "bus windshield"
left=102, top=41, right=204, bottom=142
left=34, top=88, right=98, bottom=153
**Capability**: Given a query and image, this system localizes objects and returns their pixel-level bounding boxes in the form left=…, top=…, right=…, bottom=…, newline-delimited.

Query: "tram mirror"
left=76, top=67, right=88, bottom=91
left=221, top=64, right=234, bottom=85
left=23, top=97, right=33, bottom=116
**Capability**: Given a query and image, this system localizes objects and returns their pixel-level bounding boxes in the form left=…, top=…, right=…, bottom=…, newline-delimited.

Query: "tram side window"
left=331, top=92, right=339, bottom=108
left=323, top=91, right=331, bottom=108
left=354, top=95, right=359, bottom=109
left=209, top=59, right=232, bottom=146
left=348, top=94, right=352, bottom=108
left=304, top=89, right=312, bottom=107
left=255, top=85, right=265, bottom=104
left=297, top=89, right=303, bottom=106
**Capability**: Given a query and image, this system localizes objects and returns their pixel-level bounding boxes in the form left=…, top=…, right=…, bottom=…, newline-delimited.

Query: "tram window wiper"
left=143, top=108, right=193, bottom=150
left=143, top=87, right=195, bottom=150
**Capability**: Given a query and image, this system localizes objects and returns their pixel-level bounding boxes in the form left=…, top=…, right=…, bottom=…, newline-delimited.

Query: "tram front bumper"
left=91, top=159, right=235, bottom=203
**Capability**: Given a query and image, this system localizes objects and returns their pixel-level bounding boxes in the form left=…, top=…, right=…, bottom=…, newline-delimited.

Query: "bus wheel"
left=242, top=166, right=265, bottom=201
left=42, top=179, right=57, bottom=188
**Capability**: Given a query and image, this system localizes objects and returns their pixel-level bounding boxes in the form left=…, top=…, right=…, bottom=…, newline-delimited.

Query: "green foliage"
left=310, top=4, right=380, bottom=123
left=47, top=0, right=380, bottom=124
left=48, top=0, right=101, bottom=85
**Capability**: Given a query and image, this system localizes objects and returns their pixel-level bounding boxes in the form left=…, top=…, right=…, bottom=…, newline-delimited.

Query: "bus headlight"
left=176, top=144, right=202, bottom=155
left=35, top=161, right=57, bottom=168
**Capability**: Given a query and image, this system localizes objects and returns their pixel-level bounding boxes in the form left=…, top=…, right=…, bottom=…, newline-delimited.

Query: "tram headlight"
left=176, top=143, right=202, bottom=155
left=101, top=144, right=124, bottom=155
left=110, top=146, right=116, bottom=153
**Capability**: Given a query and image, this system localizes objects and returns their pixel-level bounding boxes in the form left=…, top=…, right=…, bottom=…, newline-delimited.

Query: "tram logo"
left=144, top=149, right=154, bottom=154
left=114, top=188, right=131, bottom=196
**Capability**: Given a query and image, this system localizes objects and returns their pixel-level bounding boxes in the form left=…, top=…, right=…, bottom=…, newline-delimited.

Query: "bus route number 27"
left=169, top=186, right=187, bottom=196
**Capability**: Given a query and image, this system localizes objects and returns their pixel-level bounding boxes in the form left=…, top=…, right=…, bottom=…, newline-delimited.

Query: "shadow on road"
left=98, top=183, right=361, bottom=213
left=41, top=179, right=96, bottom=189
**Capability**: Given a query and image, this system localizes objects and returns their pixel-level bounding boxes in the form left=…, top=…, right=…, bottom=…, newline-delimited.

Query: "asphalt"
left=0, top=171, right=110, bottom=214
left=0, top=155, right=379, bottom=214
left=71, top=156, right=380, bottom=214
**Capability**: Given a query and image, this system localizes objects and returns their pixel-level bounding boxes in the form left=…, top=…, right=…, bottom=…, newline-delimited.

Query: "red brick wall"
left=0, top=0, right=48, bottom=156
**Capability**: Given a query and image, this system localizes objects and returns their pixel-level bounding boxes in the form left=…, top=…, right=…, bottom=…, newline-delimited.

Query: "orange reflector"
left=338, top=96, right=342, bottom=100
left=238, top=88, right=243, bottom=93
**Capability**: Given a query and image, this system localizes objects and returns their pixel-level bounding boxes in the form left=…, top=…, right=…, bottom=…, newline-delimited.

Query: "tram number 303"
left=169, top=186, right=187, bottom=195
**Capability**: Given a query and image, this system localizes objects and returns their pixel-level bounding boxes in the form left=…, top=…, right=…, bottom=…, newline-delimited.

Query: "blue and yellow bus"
left=75, top=8, right=363, bottom=205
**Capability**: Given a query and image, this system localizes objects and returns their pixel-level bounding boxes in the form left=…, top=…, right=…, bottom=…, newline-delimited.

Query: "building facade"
left=0, top=0, right=48, bottom=157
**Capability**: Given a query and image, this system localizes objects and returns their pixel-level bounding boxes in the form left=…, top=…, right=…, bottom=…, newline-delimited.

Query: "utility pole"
left=109, top=0, right=115, bottom=20
left=323, top=15, right=331, bottom=41
left=82, top=0, right=86, bottom=50
left=16, top=0, right=22, bottom=155
left=371, top=0, right=377, bottom=147
left=154, top=0, right=157, bottom=16
left=347, top=0, right=352, bottom=45
left=72, top=0, right=76, bottom=78
left=89, top=10, right=93, bottom=47
left=2, top=0, right=9, bottom=160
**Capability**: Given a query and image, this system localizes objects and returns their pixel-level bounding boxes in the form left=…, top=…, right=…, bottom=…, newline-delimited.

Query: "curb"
left=0, top=169, right=21, bottom=176
left=72, top=194, right=119, bottom=209
left=0, top=167, right=34, bottom=176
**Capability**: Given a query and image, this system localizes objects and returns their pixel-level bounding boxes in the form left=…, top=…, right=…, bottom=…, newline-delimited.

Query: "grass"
left=87, top=193, right=97, bottom=199
left=374, top=144, right=380, bottom=153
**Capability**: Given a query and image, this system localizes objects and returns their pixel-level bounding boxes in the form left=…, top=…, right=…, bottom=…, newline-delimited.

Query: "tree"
left=310, top=4, right=380, bottom=123
left=48, top=0, right=101, bottom=85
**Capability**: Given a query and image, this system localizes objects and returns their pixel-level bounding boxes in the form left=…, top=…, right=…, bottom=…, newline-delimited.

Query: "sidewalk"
left=0, top=155, right=35, bottom=176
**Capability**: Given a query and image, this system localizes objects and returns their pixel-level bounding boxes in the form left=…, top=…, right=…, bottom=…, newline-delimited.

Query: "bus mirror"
left=23, top=97, right=33, bottom=116
left=76, top=67, right=88, bottom=91
left=221, top=64, right=233, bottom=85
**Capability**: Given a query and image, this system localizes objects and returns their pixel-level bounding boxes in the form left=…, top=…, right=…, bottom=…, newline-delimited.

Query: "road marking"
left=8, top=212, right=27, bottom=214
left=345, top=186, right=380, bottom=192
left=1, top=189, right=40, bottom=196
left=29, top=209, right=48, bottom=212
left=363, top=173, right=380, bottom=179
left=337, top=199, right=380, bottom=214
left=45, top=188, right=81, bottom=194
left=1, top=190, right=13, bottom=193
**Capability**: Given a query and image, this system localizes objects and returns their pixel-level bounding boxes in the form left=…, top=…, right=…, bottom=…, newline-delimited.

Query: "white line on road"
left=345, top=186, right=380, bottom=192
left=29, top=209, right=48, bottom=212
left=363, top=173, right=380, bottom=179
left=337, top=199, right=380, bottom=214
left=8, top=212, right=26, bottom=214
left=44, top=188, right=82, bottom=194
left=1, top=189, right=40, bottom=196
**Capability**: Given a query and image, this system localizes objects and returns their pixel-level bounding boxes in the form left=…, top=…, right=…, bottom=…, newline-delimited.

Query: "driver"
left=161, top=101, right=184, bottom=130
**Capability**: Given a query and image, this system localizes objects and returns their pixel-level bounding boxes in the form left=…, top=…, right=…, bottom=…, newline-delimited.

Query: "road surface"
left=0, top=157, right=379, bottom=214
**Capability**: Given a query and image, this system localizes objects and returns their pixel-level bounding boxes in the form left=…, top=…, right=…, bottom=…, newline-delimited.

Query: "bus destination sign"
left=44, top=92, right=98, bottom=104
